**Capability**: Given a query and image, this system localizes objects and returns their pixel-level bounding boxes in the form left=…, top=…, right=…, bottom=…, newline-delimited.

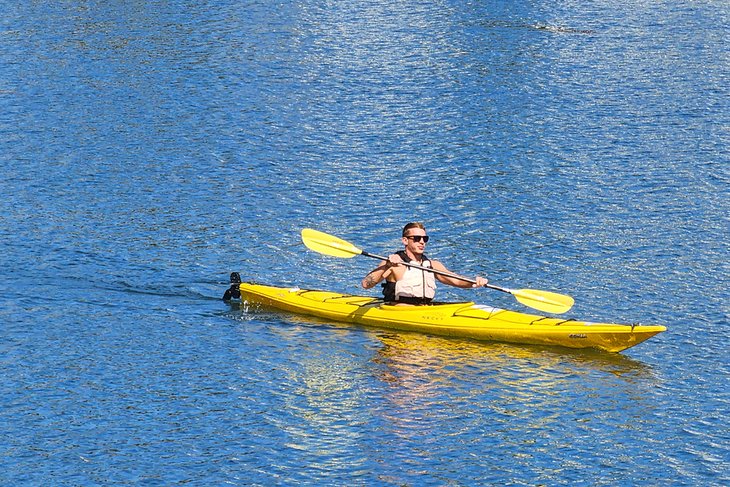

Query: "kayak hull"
left=235, top=283, right=666, bottom=353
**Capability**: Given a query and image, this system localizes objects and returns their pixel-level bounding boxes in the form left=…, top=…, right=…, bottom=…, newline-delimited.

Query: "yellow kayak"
left=227, top=281, right=666, bottom=353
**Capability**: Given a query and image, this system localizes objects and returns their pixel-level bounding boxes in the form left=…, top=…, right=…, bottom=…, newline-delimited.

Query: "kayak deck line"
left=224, top=276, right=666, bottom=353
left=553, top=319, right=579, bottom=326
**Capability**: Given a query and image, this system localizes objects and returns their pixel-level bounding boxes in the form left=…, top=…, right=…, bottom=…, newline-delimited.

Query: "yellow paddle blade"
left=301, top=228, right=363, bottom=259
left=512, top=289, right=574, bottom=314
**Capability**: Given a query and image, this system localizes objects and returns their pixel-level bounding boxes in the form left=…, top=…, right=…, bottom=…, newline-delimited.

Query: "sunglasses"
left=405, top=235, right=430, bottom=243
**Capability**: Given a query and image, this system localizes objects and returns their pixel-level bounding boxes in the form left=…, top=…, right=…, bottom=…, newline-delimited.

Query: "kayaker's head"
left=402, top=222, right=429, bottom=257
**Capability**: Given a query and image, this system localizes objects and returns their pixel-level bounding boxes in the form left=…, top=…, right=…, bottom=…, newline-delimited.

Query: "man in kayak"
left=361, top=222, right=488, bottom=305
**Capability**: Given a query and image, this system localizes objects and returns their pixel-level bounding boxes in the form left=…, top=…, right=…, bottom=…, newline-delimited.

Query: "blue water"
left=1, top=1, right=728, bottom=485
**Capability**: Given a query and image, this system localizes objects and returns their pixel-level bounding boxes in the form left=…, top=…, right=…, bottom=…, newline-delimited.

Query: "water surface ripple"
left=1, top=1, right=728, bottom=485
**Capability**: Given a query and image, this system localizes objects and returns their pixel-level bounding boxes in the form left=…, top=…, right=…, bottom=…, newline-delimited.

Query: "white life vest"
left=394, top=257, right=436, bottom=302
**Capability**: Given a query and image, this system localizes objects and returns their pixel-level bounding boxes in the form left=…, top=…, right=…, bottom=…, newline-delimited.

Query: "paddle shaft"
left=362, top=250, right=510, bottom=293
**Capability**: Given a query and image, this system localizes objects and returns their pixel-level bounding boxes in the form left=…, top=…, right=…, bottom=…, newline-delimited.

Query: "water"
left=1, top=1, right=728, bottom=485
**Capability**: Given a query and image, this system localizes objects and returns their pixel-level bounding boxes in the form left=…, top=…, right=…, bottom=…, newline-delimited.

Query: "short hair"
left=402, top=222, right=426, bottom=237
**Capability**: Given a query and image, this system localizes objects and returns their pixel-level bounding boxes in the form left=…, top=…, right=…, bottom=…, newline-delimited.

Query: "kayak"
left=227, top=281, right=666, bottom=353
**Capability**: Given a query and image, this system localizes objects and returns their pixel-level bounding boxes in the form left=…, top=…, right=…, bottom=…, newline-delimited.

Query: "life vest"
left=382, top=251, right=437, bottom=304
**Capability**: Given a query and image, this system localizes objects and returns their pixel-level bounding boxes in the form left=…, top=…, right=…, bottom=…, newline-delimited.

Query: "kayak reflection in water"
left=361, top=222, right=489, bottom=305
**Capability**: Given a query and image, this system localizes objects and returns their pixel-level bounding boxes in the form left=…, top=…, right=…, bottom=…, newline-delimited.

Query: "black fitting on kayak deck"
left=222, top=272, right=242, bottom=301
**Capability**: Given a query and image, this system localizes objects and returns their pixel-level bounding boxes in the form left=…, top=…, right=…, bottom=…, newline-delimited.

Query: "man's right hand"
left=386, top=254, right=404, bottom=268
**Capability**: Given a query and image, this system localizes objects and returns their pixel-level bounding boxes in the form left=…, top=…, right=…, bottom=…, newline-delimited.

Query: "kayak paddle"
left=301, top=228, right=574, bottom=314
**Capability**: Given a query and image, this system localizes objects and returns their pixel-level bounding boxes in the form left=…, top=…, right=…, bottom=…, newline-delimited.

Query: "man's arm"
left=432, top=260, right=488, bottom=288
left=362, top=262, right=391, bottom=289
left=361, top=254, right=405, bottom=288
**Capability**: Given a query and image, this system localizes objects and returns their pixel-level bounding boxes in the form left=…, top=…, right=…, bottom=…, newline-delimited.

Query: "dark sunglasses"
left=405, top=235, right=430, bottom=243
